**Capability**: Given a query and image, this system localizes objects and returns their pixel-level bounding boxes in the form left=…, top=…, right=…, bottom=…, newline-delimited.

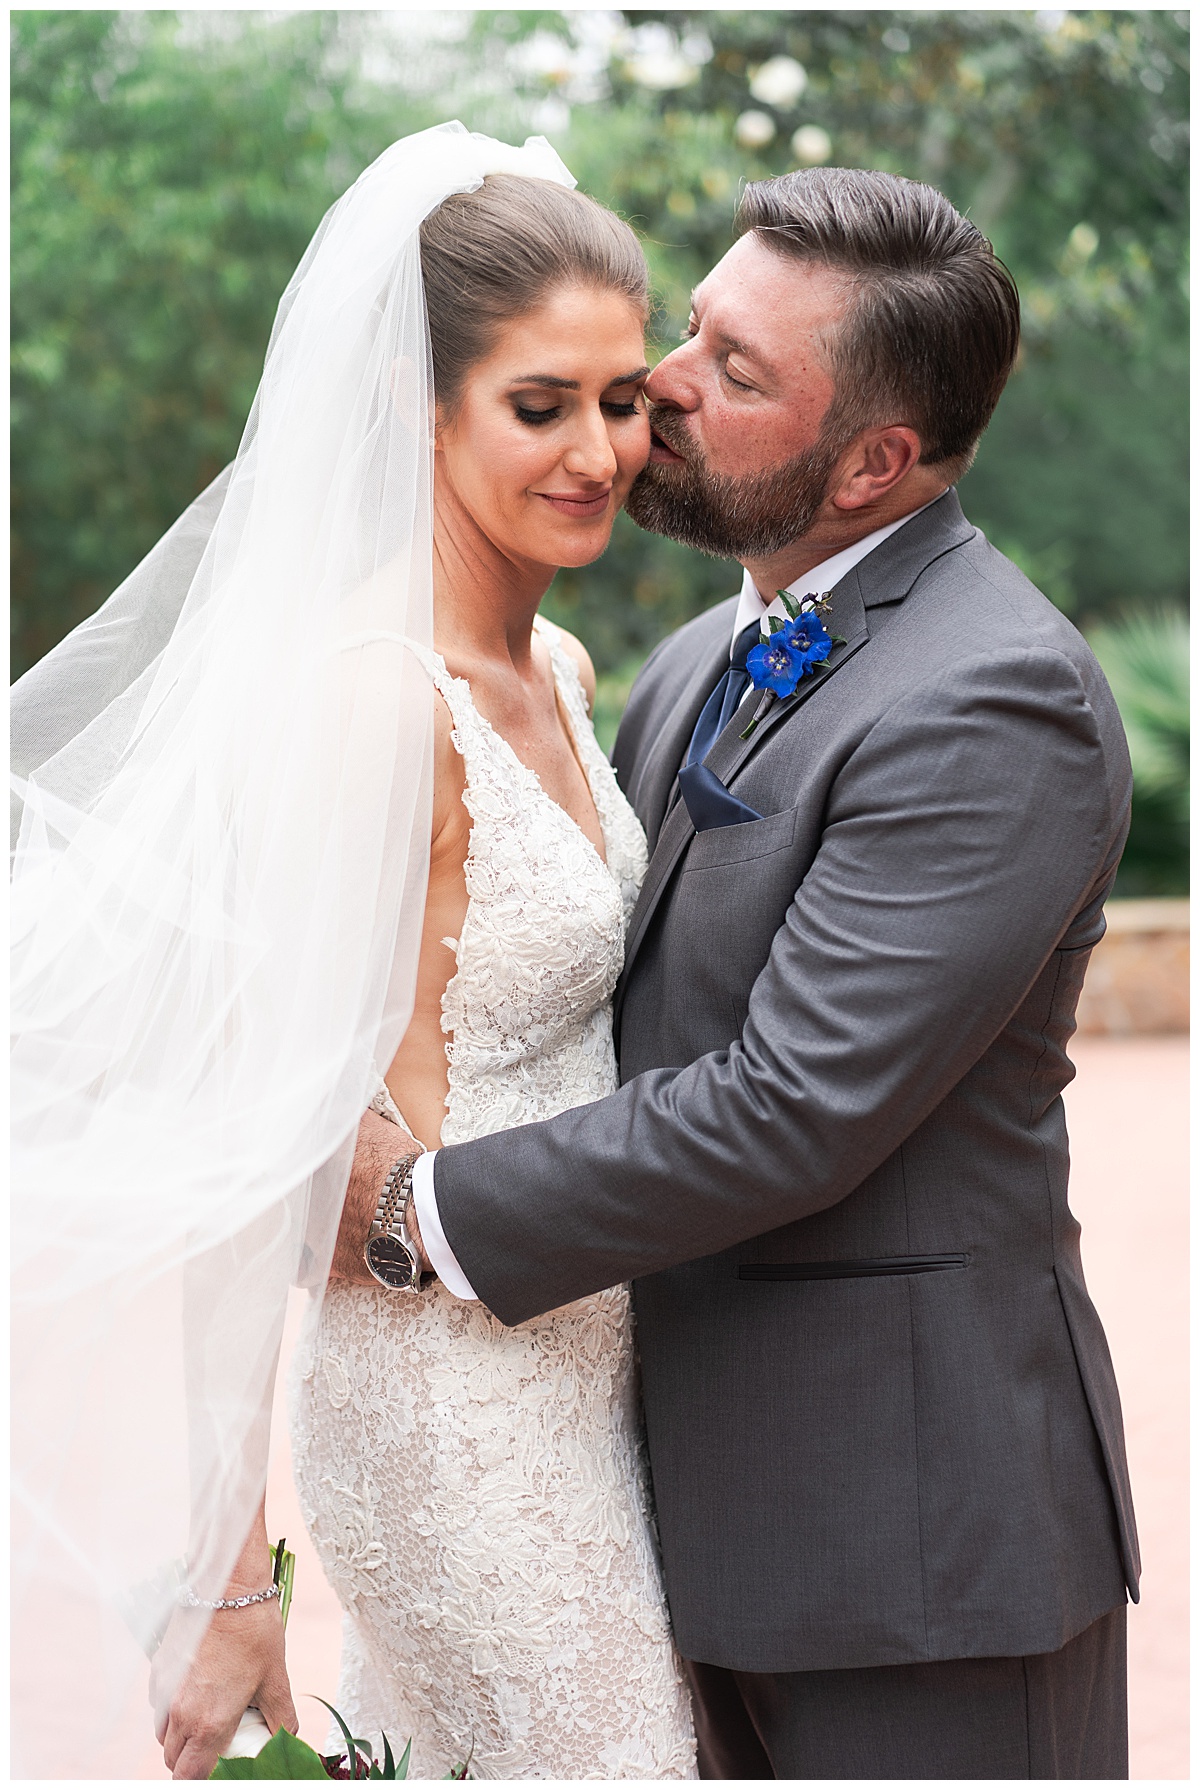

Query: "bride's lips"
left=536, top=488, right=612, bottom=519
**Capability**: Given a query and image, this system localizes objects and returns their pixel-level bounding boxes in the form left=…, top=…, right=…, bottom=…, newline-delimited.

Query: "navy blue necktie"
left=676, top=620, right=764, bottom=831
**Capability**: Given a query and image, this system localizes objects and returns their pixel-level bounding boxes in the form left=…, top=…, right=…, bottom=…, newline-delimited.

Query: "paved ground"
left=268, top=1035, right=1188, bottom=1778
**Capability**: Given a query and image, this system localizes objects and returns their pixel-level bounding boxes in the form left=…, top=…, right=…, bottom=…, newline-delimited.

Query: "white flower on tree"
left=749, top=54, right=808, bottom=108
left=792, top=124, right=833, bottom=165
left=735, top=109, right=776, bottom=149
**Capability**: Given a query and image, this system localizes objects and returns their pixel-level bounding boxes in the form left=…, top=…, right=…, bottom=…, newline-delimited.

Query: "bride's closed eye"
left=513, top=397, right=644, bottom=427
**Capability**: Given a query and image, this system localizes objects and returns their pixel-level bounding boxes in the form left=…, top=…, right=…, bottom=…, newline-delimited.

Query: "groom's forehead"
left=694, top=239, right=849, bottom=360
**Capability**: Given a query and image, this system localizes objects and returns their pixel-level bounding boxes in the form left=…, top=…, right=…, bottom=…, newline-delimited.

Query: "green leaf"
left=313, top=1697, right=369, bottom=1779
left=210, top=1727, right=329, bottom=1778
left=268, top=1540, right=297, bottom=1631
left=396, top=1738, right=413, bottom=1780
left=381, top=1732, right=397, bottom=1780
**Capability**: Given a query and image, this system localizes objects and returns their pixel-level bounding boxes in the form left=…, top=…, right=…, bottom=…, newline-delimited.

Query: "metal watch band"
left=372, top=1148, right=421, bottom=1238
left=365, top=1149, right=435, bottom=1291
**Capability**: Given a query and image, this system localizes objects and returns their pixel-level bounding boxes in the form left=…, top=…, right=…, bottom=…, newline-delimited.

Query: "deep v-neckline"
left=436, top=640, right=610, bottom=870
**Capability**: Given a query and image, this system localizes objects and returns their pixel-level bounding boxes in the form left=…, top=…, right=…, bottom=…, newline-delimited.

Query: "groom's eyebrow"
left=509, top=367, right=650, bottom=388
left=690, top=294, right=762, bottom=366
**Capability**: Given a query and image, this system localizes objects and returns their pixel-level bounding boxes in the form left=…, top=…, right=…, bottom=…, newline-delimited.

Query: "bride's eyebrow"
left=508, top=366, right=650, bottom=390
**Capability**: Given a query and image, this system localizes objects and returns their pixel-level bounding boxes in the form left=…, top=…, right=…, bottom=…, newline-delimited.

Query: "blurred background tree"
left=11, top=9, right=1189, bottom=888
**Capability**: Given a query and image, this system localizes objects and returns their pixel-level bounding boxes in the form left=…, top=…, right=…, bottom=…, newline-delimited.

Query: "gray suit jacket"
left=433, top=490, right=1139, bottom=1673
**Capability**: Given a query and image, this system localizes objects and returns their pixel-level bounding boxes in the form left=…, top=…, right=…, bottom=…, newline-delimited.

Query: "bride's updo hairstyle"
left=419, top=174, right=649, bottom=414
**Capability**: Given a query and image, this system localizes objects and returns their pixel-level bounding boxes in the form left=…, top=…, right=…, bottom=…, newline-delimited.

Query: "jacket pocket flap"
left=683, top=805, right=797, bottom=871
left=739, top=1253, right=968, bottom=1281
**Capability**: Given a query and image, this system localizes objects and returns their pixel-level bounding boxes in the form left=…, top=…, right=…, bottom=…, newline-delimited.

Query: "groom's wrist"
left=401, top=1184, right=432, bottom=1275
left=412, top=1151, right=480, bottom=1301
left=334, top=1109, right=410, bottom=1283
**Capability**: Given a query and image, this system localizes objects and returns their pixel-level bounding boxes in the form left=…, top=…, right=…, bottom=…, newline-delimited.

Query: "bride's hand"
left=330, top=1106, right=429, bottom=1284
left=154, top=1598, right=298, bottom=1780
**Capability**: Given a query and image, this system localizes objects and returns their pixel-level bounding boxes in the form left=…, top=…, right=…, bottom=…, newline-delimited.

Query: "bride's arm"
left=152, top=1498, right=297, bottom=1780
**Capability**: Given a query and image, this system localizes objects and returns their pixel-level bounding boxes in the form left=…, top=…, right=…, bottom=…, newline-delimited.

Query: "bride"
left=11, top=126, right=696, bottom=1780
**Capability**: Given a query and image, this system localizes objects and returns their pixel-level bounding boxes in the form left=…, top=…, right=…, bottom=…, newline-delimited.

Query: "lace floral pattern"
left=290, top=623, right=696, bottom=1779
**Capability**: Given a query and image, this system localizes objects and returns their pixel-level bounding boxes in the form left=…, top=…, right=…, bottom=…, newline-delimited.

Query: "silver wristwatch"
left=364, top=1151, right=435, bottom=1292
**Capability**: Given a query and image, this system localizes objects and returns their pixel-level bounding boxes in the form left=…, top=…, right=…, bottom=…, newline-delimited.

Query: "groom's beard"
left=625, top=408, right=845, bottom=560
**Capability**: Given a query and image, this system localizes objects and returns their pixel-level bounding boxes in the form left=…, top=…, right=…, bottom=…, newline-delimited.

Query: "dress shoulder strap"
left=336, top=627, right=490, bottom=753
left=533, top=615, right=592, bottom=732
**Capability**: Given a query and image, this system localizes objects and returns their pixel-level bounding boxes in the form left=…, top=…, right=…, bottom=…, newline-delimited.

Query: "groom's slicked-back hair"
left=735, top=167, right=1020, bottom=478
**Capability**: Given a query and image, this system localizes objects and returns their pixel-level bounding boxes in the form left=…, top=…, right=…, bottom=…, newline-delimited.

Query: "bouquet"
left=209, top=1543, right=469, bottom=1780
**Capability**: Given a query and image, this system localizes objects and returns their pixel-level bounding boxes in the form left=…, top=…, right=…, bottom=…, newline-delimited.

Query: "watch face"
left=365, top=1233, right=417, bottom=1290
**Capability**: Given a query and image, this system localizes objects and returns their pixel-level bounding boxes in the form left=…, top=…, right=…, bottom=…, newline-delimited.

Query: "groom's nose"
left=644, top=344, right=699, bottom=412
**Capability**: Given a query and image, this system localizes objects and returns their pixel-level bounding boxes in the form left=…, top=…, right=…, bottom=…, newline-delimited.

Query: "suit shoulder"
left=631, top=595, right=740, bottom=691
left=649, top=593, right=740, bottom=659
left=910, top=520, right=1121, bottom=723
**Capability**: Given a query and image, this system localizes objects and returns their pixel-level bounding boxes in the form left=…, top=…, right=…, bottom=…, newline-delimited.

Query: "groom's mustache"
left=645, top=406, right=697, bottom=465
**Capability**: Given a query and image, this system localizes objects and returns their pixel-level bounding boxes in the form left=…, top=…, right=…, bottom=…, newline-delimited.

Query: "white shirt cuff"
left=410, top=1150, right=479, bottom=1301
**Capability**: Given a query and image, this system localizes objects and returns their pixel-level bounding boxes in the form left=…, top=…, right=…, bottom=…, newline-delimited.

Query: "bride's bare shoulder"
left=429, top=686, right=467, bottom=850
left=536, top=616, right=596, bottom=713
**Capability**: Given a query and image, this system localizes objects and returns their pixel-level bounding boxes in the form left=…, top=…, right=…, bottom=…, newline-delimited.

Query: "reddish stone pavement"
left=264, top=1036, right=1187, bottom=1778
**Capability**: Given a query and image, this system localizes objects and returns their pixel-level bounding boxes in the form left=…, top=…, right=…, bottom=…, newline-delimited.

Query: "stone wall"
left=1077, top=899, right=1190, bottom=1036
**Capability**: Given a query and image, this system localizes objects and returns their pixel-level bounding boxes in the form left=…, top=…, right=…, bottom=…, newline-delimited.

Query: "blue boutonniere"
left=740, top=590, right=845, bottom=739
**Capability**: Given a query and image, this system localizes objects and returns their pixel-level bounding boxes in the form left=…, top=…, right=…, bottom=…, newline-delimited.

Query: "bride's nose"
left=561, top=405, right=619, bottom=484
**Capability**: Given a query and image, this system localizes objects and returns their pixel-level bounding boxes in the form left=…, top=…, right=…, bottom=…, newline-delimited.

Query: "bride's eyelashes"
left=512, top=397, right=645, bottom=427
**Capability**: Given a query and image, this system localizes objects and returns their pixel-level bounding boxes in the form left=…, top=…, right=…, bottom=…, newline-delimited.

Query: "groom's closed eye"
left=682, top=315, right=760, bottom=393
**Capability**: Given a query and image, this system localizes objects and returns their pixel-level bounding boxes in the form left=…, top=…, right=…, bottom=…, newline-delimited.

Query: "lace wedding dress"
left=290, top=620, right=697, bottom=1780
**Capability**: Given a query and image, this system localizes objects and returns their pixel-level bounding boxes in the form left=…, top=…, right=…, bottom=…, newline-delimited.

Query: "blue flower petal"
left=746, top=612, right=834, bottom=697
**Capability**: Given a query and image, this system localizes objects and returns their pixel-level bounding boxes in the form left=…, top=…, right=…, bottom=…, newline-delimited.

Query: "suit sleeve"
left=433, top=645, right=1130, bottom=1325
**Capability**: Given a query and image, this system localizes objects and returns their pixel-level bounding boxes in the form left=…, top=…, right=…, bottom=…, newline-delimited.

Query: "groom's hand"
left=330, top=1107, right=432, bottom=1285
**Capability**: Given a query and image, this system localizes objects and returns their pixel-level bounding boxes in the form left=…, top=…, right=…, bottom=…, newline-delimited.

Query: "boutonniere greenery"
left=741, top=590, right=845, bottom=739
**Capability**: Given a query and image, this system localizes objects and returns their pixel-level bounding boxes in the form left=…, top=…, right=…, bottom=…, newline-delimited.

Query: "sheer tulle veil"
left=10, top=122, right=576, bottom=1777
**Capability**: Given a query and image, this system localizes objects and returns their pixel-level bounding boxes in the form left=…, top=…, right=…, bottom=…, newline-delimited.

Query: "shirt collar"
left=730, top=492, right=948, bottom=656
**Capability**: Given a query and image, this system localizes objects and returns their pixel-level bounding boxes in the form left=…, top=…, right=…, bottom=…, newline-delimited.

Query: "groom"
left=343, top=167, right=1138, bottom=1777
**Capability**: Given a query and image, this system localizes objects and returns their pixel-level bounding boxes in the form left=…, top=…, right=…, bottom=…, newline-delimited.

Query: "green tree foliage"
left=11, top=11, right=1188, bottom=887
left=11, top=11, right=434, bottom=671
left=1088, top=606, right=1189, bottom=895
left=516, top=10, right=1189, bottom=652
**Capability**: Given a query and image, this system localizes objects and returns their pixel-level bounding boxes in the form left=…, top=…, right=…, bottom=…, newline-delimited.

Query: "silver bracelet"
left=177, top=1580, right=281, bottom=1612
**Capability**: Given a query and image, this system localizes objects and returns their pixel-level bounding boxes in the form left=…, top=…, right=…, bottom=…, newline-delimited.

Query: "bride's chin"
left=553, top=526, right=617, bottom=569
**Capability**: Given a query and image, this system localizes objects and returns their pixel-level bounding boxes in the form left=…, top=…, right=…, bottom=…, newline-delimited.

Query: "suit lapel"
left=614, top=490, right=978, bottom=1031
left=616, top=574, right=868, bottom=1016
left=706, top=573, right=869, bottom=790
left=627, top=611, right=734, bottom=847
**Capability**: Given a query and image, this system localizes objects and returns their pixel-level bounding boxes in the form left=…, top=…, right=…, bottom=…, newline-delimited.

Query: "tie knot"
left=731, top=619, right=762, bottom=674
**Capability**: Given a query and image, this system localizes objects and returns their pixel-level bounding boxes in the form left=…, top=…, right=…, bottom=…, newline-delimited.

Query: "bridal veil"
left=11, top=122, right=575, bottom=1776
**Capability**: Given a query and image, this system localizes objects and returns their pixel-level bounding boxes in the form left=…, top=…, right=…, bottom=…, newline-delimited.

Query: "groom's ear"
left=829, top=425, right=925, bottom=512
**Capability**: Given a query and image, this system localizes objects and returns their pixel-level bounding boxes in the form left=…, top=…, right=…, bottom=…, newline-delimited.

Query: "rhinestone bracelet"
left=177, top=1580, right=281, bottom=1612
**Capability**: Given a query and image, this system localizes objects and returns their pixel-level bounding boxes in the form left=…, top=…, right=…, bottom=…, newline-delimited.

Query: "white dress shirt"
left=412, top=494, right=947, bottom=1300
left=728, top=496, right=946, bottom=656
